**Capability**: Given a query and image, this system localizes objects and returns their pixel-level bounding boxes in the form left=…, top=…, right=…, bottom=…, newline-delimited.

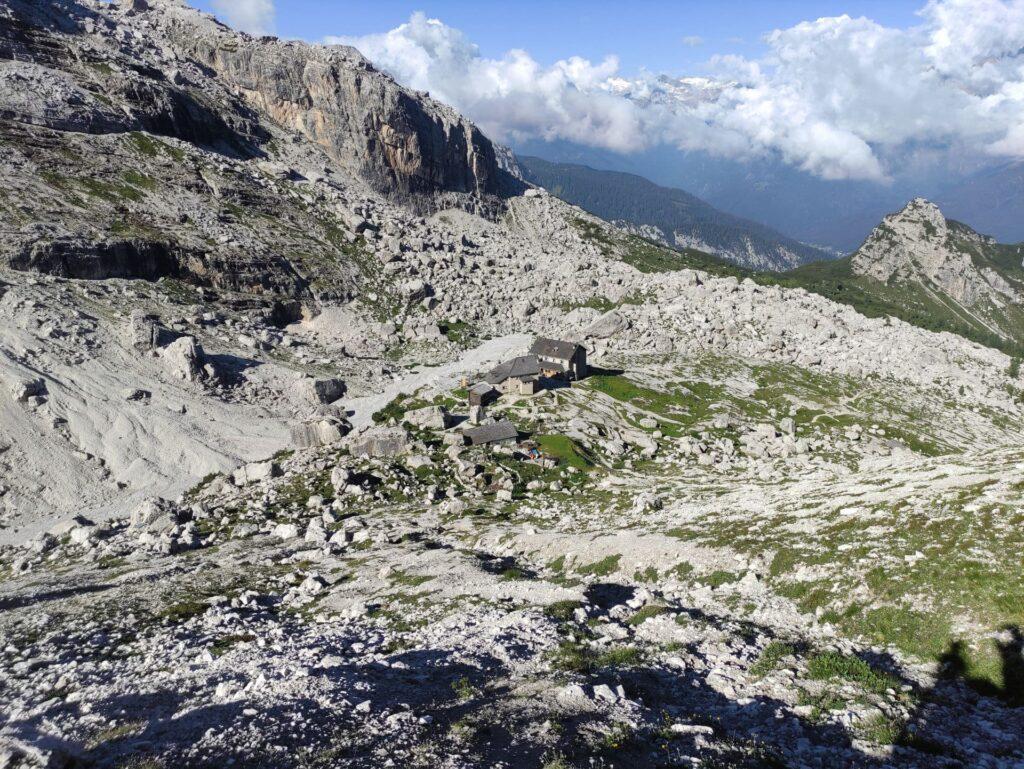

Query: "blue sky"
left=191, top=1, right=924, bottom=75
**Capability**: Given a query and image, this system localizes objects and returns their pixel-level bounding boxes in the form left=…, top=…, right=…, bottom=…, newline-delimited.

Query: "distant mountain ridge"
left=518, top=155, right=836, bottom=271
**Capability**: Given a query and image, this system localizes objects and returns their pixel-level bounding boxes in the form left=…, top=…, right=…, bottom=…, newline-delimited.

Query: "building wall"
left=469, top=389, right=497, bottom=406
left=574, top=348, right=587, bottom=378
left=538, top=355, right=569, bottom=377
left=538, top=351, right=587, bottom=379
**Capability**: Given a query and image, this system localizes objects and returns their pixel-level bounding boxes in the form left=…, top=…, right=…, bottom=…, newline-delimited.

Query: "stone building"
left=485, top=355, right=541, bottom=395
left=529, top=337, right=587, bottom=380
left=463, top=418, right=519, bottom=446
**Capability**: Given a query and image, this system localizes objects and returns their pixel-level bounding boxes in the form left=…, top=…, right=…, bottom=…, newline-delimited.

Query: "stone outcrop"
left=851, top=198, right=1021, bottom=307
left=348, top=426, right=410, bottom=458
left=296, top=377, right=346, bottom=405
left=290, top=417, right=351, bottom=448
left=160, top=335, right=205, bottom=383
left=404, top=405, right=452, bottom=430
left=584, top=310, right=630, bottom=339
left=127, top=311, right=179, bottom=351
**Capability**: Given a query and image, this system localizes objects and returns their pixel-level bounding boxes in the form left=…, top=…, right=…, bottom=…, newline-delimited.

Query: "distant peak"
left=851, top=194, right=1011, bottom=310
left=883, top=198, right=947, bottom=231
left=899, top=197, right=942, bottom=215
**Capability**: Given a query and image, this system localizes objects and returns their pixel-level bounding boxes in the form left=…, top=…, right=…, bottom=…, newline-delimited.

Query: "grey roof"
left=468, top=382, right=496, bottom=395
left=485, top=354, right=541, bottom=385
left=529, top=337, right=582, bottom=361
left=464, top=418, right=519, bottom=445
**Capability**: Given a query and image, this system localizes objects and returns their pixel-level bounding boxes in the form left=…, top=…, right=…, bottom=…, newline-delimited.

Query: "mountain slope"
left=563, top=194, right=1024, bottom=357
left=518, top=155, right=835, bottom=270
left=0, top=0, right=521, bottom=309
left=778, top=199, right=1024, bottom=354
left=514, top=138, right=913, bottom=252
left=0, top=0, right=511, bottom=201
left=4, top=2, right=1024, bottom=766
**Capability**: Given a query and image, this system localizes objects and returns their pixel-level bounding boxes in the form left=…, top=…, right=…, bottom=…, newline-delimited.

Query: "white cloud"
left=681, top=35, right=704, bottom=47
left=332, top=1, right=1024, bottom=181
left=326, top=14, right=646, bottom=153
left=211, top=0, right=275, bottom=36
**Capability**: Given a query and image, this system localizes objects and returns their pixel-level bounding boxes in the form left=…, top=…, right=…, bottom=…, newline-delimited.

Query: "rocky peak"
left=851, top=198, right=1012, bottom=306
left=852, top=199, right=950, bottom=282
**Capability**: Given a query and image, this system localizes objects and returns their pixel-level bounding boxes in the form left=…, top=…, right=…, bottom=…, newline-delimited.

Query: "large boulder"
left=584, top=310, right=630, bottom=339
left=291, top=417, right=351, bottom=448
left=401, top=279, right=432, bottom=303
left=348, top=426, right=410, bottom=458
left=296, top=376, right=346, bottom=405
left=404, top=405, right=451, bottom=430
left=127, top=310, right=177, bottom=351
left=8, top=375, right=45, bottom=402
left=130, top=497, right=186, bottom=534
left=232, top=460, right=282, bottom=486
left=161, top=335, right=204, bottom=382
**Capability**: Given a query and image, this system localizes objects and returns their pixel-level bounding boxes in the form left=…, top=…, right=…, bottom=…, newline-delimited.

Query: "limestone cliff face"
left=1, top=0, right=502, bottom=199
left=154, top=3, right=500, bottom=198
left=851, top=198, right=1019, bottom=307
left=0, top=0, right=513, bottom=305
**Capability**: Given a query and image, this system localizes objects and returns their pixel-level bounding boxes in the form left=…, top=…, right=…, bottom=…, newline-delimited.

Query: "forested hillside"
left=519, top=155, right=836, bottom=270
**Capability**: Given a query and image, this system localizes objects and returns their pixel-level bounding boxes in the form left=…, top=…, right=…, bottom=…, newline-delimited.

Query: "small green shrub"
left=627, top=604, right=669, bottom=626
left=210, top=633, right=254, bottom=657
left=157, top=600, right=208, bottom=623
left=544, top=600, right=582, bottom=622
left=700, top=570, right=739, bottom=588
left=805, top=651, right=899, bottom=694
left=599, top=722, right=635, bottom=750
left=749, top=641, right=796, bottom=678
left=594, top=645, right=643, bottom=668
left=541, top=752, right=571, bottom=769
left=578, top=554, right=621, bottom=577
left=450, top=675, right=476, bottom=700
left=859, top=713, right=904, bottom=745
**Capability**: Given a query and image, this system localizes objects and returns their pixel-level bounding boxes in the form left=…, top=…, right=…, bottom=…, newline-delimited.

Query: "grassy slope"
left=778, top=228, right=1024, bottom=356
left=777, top=258, right=1024, bottom=353
left=579, top=356, right=1024, bottom=694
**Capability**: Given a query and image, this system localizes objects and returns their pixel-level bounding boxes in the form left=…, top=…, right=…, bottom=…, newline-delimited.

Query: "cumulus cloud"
left=212, top=0, right=275, bottom=36
left=681, top=35, right=704, bottom=47
left=332, top=1, right=1024, bottom=181
left=326, top=14, right=645, bottom=153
